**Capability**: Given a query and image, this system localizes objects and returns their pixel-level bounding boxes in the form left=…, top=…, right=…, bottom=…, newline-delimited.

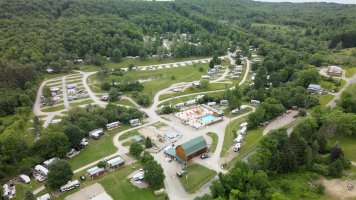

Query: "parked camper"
left=207, top=102, right=217, bottom=106
left=240, top=122, right=248, bottom=128
left=101, top=94, right=109, bottom=101
left=220, top=100, right=228, bottom=106
left=89, top=128, right=104, bottom=140
left=185, top=99, right=196, bottom=106
left=37, top=193, right=51, bottom=200
left=173, top=88, right=182, bottom=92
left=130, top=119, right=141, bottom=127
left=234, top=134, right=243, bottom=143
left=175, top=103, right=185, bottom=108
left=106, top=121, right=121, bottom=130
left=60, top=180, right=80, bottom=192
left=250, top=100, right=260, bottom=105
left=231, top=109, right=239, bottom=114
left=201, top=75, right=211, bottom=79
left=240, top=105, right=248, bottom=110
left=132, top=171, right=145, bottom=181
left=238, top=126, right=247, bottom=135
left=233, top=143, right=241, bottom=152
left=195, top=95, right=204, bottom=100
left=43, top=158, right=59, bottom=167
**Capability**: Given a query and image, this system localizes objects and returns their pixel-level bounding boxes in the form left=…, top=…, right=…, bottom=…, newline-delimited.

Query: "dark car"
left=200, top=154, right=210, bottom=159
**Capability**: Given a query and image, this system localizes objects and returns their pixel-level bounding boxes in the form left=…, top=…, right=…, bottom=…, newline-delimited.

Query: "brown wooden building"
left=175, top=136, right=208, bottom=164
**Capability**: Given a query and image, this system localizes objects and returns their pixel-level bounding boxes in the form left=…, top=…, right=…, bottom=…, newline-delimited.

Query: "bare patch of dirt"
left=322, top=178, right=356, bottom=200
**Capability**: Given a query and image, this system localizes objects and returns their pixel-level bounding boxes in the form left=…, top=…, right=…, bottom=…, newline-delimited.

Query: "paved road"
left=32, top=56, right=255, bottom=199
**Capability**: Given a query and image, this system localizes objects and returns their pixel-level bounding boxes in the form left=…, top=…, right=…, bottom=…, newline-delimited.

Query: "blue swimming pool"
left=200, top=115, right=218, bottom=123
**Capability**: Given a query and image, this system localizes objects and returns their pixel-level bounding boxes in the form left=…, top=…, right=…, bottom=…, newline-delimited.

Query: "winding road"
left=33, top=55, right=254, bottom=199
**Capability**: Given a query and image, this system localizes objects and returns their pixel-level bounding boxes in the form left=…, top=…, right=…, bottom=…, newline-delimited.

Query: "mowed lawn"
left=328, top=135, right=356, bottom=162
left=159, top=83, right=230, bottom=101
left=207, top=132, right=218, bottom=153
left=179, top=164, right=217, bottom=194
left=344, top=67, right=356, bottom=78
left=50, top=163, right=164, bottom=200
left=224, top=128, right=264, bottom=169
left=158, top=91, right=225, bottom=107
left=67, top=126, right=130, bottom=170
left=221, top=117, right=248, bottom=157
left=311, top=94, right=334, bottom=106
left=105, top=56, right=209, bottom=69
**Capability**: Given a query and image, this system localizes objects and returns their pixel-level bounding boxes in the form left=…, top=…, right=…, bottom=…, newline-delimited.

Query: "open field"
left=328, top=135, right=356, bottom=162
left=42, top=105, right=65, bottom=112
left=158, top=91, right=225, bottom=107
left=68, top=99, right=94, bottom=107
left=179, top=164, right=217, bottom=194
left=345, top=67, right=356, bottom=78
left=207, top=132, right=218, bottom=153
left=221, top=116, right=248, bottom=157
left=67, top=126, right=130, bottom=170
left=224, top=128, right=264, bottom=169
left=327, top=48, right=356, bottom=66
left=119, top=130, right=140, bottom=141
left=311, top=94, right=334, bottom=106
left=114, top=99, right=137, bottom=107
left=41, top=162, right=164, bottom=200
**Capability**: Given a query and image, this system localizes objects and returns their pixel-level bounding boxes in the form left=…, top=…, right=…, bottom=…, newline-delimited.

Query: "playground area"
left=138, top=125, right=182, bottom=151
left=175, top=105, right=223, bottom=129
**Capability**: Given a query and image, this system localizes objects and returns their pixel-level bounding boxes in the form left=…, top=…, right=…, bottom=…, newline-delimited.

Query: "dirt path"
left=323, top=179, right=356, bottom=200
left=263, top=110, right=298, bottom=135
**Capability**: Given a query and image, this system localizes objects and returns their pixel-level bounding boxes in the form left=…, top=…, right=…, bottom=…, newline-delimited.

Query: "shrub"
left=315, top=182, right=325, bottom=194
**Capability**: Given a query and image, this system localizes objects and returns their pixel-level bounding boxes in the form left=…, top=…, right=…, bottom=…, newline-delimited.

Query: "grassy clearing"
left=224, top=128, right=264, bottom=169
left=221, top=116, right=248, bottom=157
left=105, top=56, right=209, bottom=69
left=67, top=126, right=130, bottom=170
left=43, top=72, right=78, bottom=80
left=179, top=164, right=217, bottom=194
left=42, top=105, right=65, bottom=112
left=122, top=140, right=134, bottom=146
left=327, top=48, right=356, bottom=66
left=118, top=130, right=140, bottom=141
left=47, top=162, right=164, bottom=200
left=311, top=94, right=334, bottom=106
left=344, top=67, right=356, bottom=78
left=158, top=91, right=225, bottom=107
left=159, top=83, right=229, bottom=101
left=207, top=132, right=218, bottom=153
left=224, top=107, right=252, bottom=118
left=69, top=99, right=94, bottom=107
left=328, top=135, right=356, bottom=162
left=114, top=99, right=136, bottom=107
left=270, top=172, right=322, bottom=200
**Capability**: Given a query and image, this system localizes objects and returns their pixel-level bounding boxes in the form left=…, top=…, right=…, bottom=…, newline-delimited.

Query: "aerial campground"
left=1, top=0, right=356, bottom=200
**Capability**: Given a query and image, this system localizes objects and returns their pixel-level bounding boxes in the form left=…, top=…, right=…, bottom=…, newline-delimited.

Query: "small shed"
left=327, top=66, right=342, bottom=76
left=87, top=167, right=105, bottom=179
left=106, top=157, right=125, bottom=170
left=19, top=174, right=31, bottom=184
left=133, top=135, right=143, bottom=143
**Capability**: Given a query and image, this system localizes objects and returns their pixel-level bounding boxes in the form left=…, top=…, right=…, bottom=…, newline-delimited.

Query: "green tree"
left=112, top=49, right=122, bottom=63
left=328, top=159, right=344, bottom=178
left=34, top=131, right=71, bottom=159
left=63, top=125, right=85, bottom=148
left=33, top=116, right=43, bottom=139
left=129, top=142, right=143, bottom=158
left=24, top=191, right=35, bottom=200
left=42, top=86, right=52, bottom=99
left=97, top=161, right=106, bottom=169
left=108, top=87, right=120, bottom=102
left=143, top=159, right=165, bottom=189
left=46, top=160, right=73, bottom=189
left=145, top=137, right=153, bottom=148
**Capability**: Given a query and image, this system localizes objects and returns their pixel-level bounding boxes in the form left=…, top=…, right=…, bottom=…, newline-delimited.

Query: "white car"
left=234, top=135, right=243, bottom=143
left=233, top=143, right=241, bottom=152
left=231, top=109, right=239, bottom=114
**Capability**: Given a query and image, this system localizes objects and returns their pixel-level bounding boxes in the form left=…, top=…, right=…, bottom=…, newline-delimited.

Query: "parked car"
left=200, top=154, right=210, bottom=159
left=233, top=143, right=241, bottom=152
left=176, top=170, right=186, bottom=177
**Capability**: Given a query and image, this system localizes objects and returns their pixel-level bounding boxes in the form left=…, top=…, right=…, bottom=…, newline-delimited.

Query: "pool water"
left=200, top=115, right=218, bottom=123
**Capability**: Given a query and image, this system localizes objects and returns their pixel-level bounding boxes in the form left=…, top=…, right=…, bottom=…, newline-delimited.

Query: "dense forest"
left=1, top=0, right=356, bottom=191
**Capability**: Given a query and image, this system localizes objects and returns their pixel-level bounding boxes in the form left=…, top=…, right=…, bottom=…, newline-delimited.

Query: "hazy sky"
left=254, top=0, right=356, bottom=4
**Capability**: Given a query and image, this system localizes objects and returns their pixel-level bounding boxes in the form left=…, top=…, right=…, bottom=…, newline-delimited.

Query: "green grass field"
left=224, top=128, right=264, bottom=169
left=118, top=130, right=140, bottom=141
left=42, top=105, right=65, bottom=112
left=207, top=132, right=218, bottom=153
left=46, top=162, right=164, bottom=200
left=221, top=116, right=248, bottom=157
left=344, top=67, right=356, bottom=78
left=159, top=83, right=229, bottom=101
left=114, top=99, right=137, bottom=107
left=158, top=91, right=225, bottom=107
left=328, top=135, right=356, bottom=162
left=69, top=99, right=94, bottom=107
left=67, top=126, right=130, bottom=170
left=270, top=172, right=322, bottom=200
left=224, top=107, right=252, bottom=118
left=179, top=164, right=217, bottom=194
left=311, top=94, right=334, bottom=106
left=327, top=48, right=356, bottom=66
